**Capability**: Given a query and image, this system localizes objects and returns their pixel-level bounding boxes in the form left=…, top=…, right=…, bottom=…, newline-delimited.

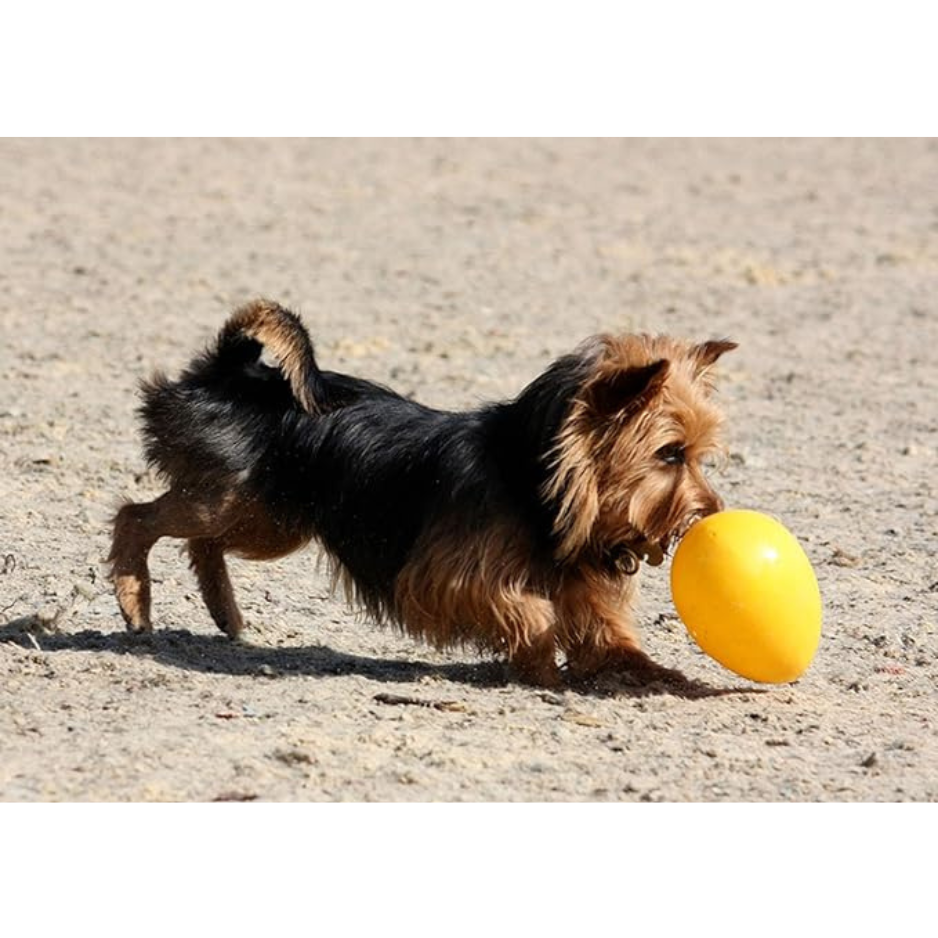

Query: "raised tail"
left=218, top=299, right=322, bottom=413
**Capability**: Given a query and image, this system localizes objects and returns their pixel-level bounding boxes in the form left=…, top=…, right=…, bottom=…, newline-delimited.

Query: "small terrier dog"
left=109, top=300, right=735, bottom=687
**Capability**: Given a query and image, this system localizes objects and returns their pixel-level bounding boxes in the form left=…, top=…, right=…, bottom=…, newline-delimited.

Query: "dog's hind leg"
left=109, top=490, right=235, bottom=633
left=187, top=538, right=245, bottom=639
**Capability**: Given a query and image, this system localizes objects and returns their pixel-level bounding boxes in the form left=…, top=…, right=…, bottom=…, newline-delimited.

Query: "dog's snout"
left=705, top=490, right=725, bottom=516
left=686, top=489, right=723, bottom=531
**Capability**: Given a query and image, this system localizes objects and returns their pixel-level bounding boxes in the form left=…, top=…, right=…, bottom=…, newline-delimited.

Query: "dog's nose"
left=702, top=489, right=724, bottom=517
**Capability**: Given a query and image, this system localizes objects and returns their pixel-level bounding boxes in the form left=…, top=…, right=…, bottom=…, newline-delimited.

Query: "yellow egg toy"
left=670, top=509, right=822, bottom=683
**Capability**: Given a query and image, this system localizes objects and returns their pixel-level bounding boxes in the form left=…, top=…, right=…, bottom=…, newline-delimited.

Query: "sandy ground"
left=1, top=138, right=936, bottom=802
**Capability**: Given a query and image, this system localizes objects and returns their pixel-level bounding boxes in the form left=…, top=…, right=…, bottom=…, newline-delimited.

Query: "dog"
left=109, top=299, right=735, bottom=687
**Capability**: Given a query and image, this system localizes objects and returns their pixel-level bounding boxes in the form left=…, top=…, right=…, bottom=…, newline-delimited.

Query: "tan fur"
left=545, top=334, right=729, bottom=564
left=221, top=299, right=319, bottom=414
left=109, top=486, right=312, bottom=637
left=395, top=523, right=561, bottom=686
left=393, top=521, right=556, bottom=671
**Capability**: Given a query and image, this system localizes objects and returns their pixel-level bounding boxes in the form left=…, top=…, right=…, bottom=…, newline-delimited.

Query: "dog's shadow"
left=0, top=614, right=763, bottom=701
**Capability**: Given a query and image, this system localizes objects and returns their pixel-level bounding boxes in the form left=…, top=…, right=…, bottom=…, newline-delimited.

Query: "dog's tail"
left=217, top=299, right=323, bottom=414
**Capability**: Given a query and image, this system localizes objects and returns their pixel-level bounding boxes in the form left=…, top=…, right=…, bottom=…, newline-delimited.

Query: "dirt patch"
left=2, top=138, right=936, bottom=800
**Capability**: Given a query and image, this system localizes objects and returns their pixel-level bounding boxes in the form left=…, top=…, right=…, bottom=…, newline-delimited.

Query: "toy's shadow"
left=0, top=615, right=763, bottom=701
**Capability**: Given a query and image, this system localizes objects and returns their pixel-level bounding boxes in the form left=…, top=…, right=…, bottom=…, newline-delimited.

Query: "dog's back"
left=137, top=300, right=395, bottom=493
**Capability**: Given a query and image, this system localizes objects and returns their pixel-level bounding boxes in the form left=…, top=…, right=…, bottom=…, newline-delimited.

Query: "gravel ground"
left=1, top=137, right=936, bottom=801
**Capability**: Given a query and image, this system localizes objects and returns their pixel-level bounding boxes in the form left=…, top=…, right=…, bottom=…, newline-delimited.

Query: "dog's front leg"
left=555, top=574, right=684, bottom=685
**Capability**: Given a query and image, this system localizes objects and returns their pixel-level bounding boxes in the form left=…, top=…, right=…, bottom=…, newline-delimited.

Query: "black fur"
left=138, top=325, right=599, bottom=620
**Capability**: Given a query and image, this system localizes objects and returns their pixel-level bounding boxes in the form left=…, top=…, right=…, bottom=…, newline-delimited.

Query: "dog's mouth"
left=635, top=524, right=697, bottom=567
left=617, top=512, right=712, bottom=571
left=636, top=515, right=709, bottom=566
left=636, top=539, right=667, bottom=567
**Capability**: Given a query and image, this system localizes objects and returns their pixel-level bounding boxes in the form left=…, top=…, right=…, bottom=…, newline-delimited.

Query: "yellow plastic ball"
left=670, top=509, right=822, bottom=683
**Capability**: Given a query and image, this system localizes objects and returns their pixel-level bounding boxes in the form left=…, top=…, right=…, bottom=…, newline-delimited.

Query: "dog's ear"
left=588, top=359, right=670, bottom=418
left=694, top=339, right=737, bottom=375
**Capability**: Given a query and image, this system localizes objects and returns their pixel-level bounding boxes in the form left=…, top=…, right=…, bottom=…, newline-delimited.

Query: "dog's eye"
left=656, top=444, right=686, bottom=466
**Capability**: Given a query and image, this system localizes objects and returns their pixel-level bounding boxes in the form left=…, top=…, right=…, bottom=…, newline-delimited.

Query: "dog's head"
left=545, top=334, right=736, bottom=569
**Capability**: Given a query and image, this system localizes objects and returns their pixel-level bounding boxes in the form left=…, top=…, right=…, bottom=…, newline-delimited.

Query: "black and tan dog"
left=109, top=300, right=735, bottom=687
